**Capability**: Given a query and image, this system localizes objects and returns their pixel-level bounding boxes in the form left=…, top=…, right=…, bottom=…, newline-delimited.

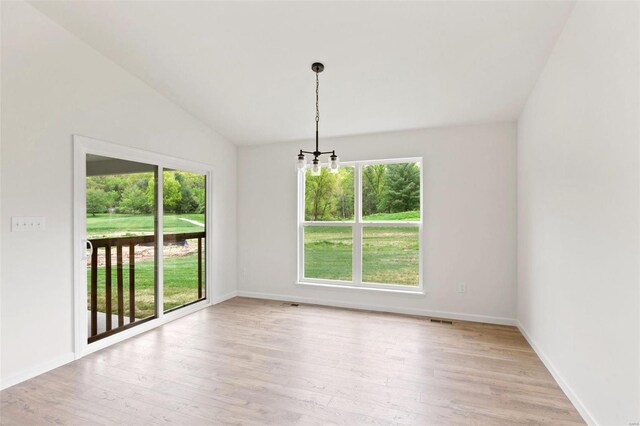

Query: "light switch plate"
left=11, top=216, right=45, bottom=232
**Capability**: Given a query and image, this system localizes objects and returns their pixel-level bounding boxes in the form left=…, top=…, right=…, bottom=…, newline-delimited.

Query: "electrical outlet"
left=457, top=283, right=467, bottom=293
left=11, top=216, right=45, bottom=232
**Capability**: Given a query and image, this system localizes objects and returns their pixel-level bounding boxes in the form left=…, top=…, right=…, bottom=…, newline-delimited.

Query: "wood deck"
left=0, top=297, right=583, bottom=425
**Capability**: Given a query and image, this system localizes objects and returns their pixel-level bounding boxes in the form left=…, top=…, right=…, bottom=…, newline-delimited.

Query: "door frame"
left=73, top=135, right=214, bottom=358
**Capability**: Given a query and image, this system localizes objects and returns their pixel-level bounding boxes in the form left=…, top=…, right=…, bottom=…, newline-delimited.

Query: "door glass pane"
left=86, top=155, right=157, bottom=342
left=304, top=226, right=352, bottom=281
left=163, top=169, right=206, bottom=313
left=362, top=162, right=421, bottom=221
left=362, top=227, right=419, bottom=285
left=305, top=167, right=354, bottom=221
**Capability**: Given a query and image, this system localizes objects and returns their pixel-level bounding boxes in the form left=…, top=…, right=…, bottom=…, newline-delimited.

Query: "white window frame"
left=297, top=157, right=424, bottom=293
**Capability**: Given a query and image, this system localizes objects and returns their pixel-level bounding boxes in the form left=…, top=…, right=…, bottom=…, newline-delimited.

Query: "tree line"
left=86, top=172, right=205, bottom=216
left=305, top=162, right=420, bottom=221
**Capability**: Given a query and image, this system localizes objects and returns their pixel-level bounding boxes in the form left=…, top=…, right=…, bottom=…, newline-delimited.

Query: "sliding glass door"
left=84, top=155, right=208, bottom=344
left=162, top=169, right=207, bottom=312
left=85, top=155, right=158, bottom=342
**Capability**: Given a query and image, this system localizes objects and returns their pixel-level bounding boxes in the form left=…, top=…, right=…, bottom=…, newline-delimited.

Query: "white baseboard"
left=1, top=352, right=75, bottom=391
left=236, top=290, right=516, bottom=326
left=517, top=322, right=597, bottom=426
left=210, top=290, right=238, bottom=305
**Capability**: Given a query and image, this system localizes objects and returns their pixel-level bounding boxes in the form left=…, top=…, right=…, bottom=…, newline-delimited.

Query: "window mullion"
left=298, top=170, right=305, bottom=282
left=353, top=163, right=362, bottom=285
left=353, top=225, right=362, bottom=285
left=156, top=167, right=164, bottom=320
left=361, top=222, right=420, bottom=227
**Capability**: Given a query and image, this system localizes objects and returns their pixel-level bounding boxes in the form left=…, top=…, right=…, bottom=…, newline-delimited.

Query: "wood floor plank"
left=0, top=297, right=583, bottom=425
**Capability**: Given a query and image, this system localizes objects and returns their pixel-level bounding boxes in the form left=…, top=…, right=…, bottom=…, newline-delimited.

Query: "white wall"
left=238, top=123, right=517, bottom=323
left=517, top=3, right=639, bottom=425
left=0, top=2, right=237, bottom=386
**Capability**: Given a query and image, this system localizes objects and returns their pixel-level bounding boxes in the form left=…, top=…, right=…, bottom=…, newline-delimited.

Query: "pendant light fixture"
left=297, top=62, right=339, bottom=176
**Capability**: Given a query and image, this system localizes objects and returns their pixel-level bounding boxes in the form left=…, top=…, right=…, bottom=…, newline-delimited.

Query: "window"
left=298, top=158, right=423, bottom=291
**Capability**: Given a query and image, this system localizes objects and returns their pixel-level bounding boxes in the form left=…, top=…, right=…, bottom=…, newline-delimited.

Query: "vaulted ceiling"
left=30, top=1, right=574, bottom=145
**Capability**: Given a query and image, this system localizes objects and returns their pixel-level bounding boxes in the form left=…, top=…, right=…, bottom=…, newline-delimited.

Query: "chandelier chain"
left=315, top=72, right=319, bottom=125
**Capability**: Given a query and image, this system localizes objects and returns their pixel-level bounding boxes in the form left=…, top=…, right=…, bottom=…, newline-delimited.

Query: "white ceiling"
left=30, top=1, right=574, bottom=145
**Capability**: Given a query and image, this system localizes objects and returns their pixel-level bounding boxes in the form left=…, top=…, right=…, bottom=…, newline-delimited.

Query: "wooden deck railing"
left=88, top=231, right=206, bottom=343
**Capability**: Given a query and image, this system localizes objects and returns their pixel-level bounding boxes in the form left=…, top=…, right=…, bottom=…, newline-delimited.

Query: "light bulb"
left=296, top=154, right=306, bottom=170
left=310, top=159, right=321, bottom=176
left=329, top=155, right=340, bottom=174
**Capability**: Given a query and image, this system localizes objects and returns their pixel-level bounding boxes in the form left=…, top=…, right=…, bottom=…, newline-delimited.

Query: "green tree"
left=305, top=169, right=335, bottom=221
left=105, top=190, right=118, bottom=208
left=120, top=186, right=150, bottom=214
left=362, top=164, right=387, bottom=216
left=174, top=172, right=199, bottom=213
left=180, top=172, right=206, bottom=213
left=145, top=173, right=182, bottom=213
left=86, top=189, right=109, bottom=216
left=383, top=163, right=420, bottom=213
left=163, top=173, right=183, bottom=213
left=305, top=168, right=354, bottom=221
left=191, top=187, right=206, bottom=213
left=335, top=169, right=354, bottom=219
left=103, top=175, right=127, bottom=197
left=86, top=176, right=105, bottom=192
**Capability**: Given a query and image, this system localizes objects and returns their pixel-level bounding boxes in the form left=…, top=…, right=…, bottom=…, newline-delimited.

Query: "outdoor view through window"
left=302, top=160, right=421, bottom=288
left=86, top=155, right=206, bottom=342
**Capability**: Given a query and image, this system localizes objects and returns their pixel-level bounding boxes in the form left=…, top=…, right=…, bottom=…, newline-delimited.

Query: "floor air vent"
left=430, top=318, right=453, bottom=325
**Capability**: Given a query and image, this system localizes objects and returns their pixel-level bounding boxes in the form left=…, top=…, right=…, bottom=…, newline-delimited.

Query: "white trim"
left=356, top=157, right=423, bottom=166
left=360, top=221, right=421, bottom=226
left=0, top=1, right=3, bottom=391
left=73, top=135, right=215, bottom=359
left=156, top=168, right=164, bottom=321
left=301, top=221, right=354, bottom=226
left=73, top=139, right=87, bottom=358
left=517, top=322, right=597, bottom=426
left=74, top=134, right=213, bottom=174
left=205, top=171, right=214, bottom=302
left=237, top=291, right=516, bottom=326
left=297, top=281, right=425, bottom=295
left=353, top=165, right=362, bottom=284
left=210, top=290, right=238, bottom=305
left=0, top=352, right=75, bottom=391
left=301, top=221, right=421, bottom=227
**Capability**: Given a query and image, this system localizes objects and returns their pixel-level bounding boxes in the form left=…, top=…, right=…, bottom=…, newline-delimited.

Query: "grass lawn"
left=87, top=213, right=205, bottom=320
left=88, top=252, right=203, bottom=319
left=362, top=210, right=420, bottom=221
left=304, top=226, right=353, bottom=281
left=304, top=226, right=419, bottom=285
left=362, top=227, right=419, bottom=285
left=86, top=213, right=204, bottom=238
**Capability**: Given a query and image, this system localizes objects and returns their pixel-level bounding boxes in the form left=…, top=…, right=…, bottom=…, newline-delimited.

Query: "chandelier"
left=296, top=62, right=339, bottom=176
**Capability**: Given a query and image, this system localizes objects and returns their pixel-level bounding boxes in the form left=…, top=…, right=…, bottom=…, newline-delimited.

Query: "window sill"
left=296, top=281, right=426, bottom=295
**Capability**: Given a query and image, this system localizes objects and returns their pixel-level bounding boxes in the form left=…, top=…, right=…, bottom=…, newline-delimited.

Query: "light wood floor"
left=1, top=297, right=583, bottom=425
